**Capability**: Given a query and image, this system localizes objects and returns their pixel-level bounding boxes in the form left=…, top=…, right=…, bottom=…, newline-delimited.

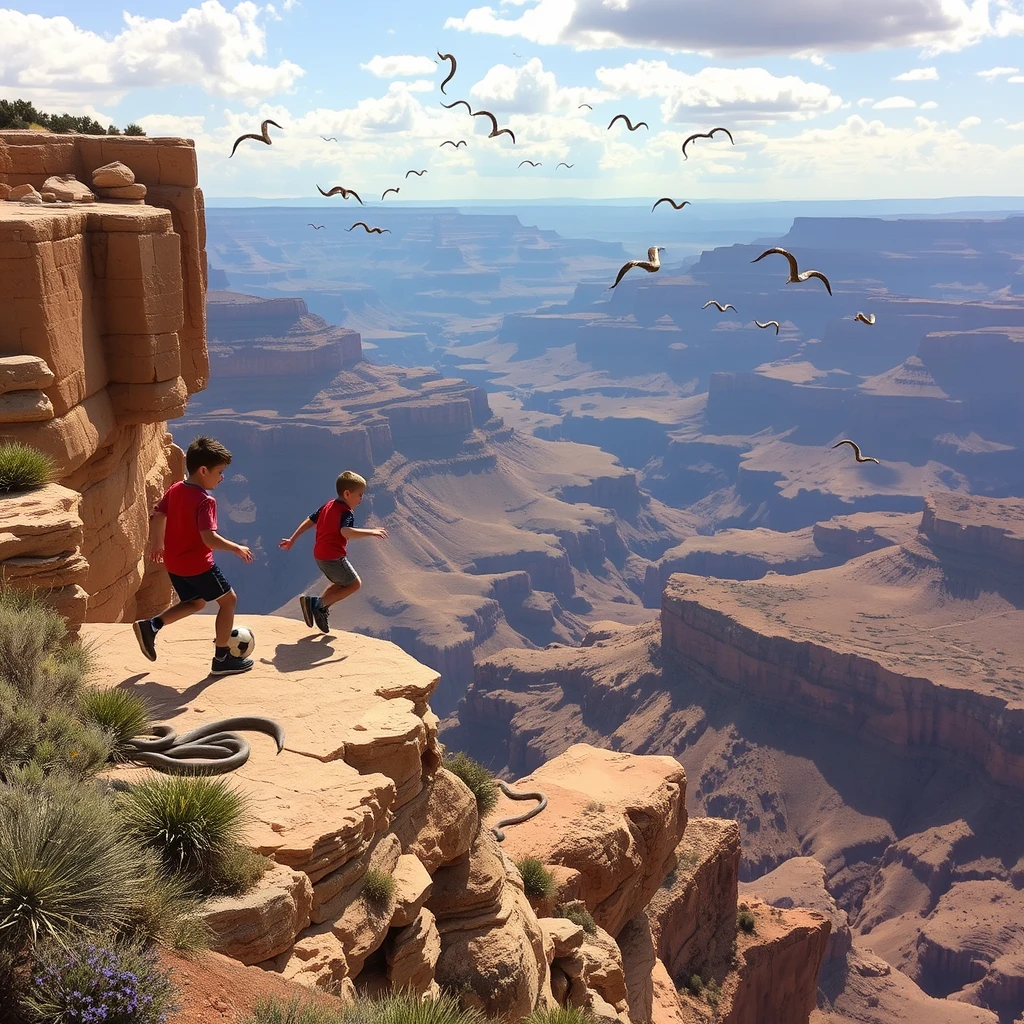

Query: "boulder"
left=0, top=355, right=55, bottom=394
left=261, top=923, right=351, bottom=989
left=390, top=853, right=433, bottom=928
left=540, top=917, right=586, bottom=961
left=92, top=160, right=136, bottom=187
left=9, top=183, right=38, bottom=200
left=97, top=183, right=148, bottom=200
left=41, top=174, right=95, bottom=203
left=201, top=860, right=313, bottom=966
left=385, top=907, right=442, bottom=995
left=0, top=390, right=55, bottom=422
left=427, top=830, right=506, bottom=925
left=391, top=767, right=479, bottom=873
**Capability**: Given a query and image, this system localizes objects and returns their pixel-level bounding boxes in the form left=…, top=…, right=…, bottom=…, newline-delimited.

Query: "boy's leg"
left=211, top=588, right=253, bottom=675
left=133, top=574, right=206, bottom=661
left=319, top=578, right=361, bottom=610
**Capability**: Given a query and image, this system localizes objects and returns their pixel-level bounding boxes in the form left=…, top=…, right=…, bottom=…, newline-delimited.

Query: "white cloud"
left=446, top=0, right=1007, bottom=57
left=469, top=58, right=603, bottom=113
left=0, top=3, right=303, bottom=107
left=894, top=66, right=939, bottom=80
left=958, top=115, right=981, bottom=127
left=873, top=95, right=917, bottom=108
left=135, top=113, right=207, bottom=136
left=359, top=55, right=438, bottom=78
left=920, top=99, right=939, bottom=108
left=977, top=65, right=1019, bottom=79
left=1008, top=121, right=1024, bottom=129
left=594, top=61, right=842, bottom=122
left=1010, top=75, right=1024, bottom=83
left=857, top=97, right=875, bottom=107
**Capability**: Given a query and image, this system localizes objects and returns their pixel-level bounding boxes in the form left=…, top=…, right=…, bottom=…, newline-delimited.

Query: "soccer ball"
left=228, top=626, right=255, bottom=659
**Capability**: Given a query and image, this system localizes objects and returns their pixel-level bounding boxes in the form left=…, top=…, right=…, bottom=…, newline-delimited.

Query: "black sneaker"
left=133, top=619, right=157, bottom=662
left=299, top=595, right=314, bottom=628
left=211, top=654, right=254, bottom=676
left=311, top=598, right=330, bottom=634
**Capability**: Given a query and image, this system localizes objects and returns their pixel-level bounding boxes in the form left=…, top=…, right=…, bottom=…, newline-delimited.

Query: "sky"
left=2, top=0, right=1024, bottom=202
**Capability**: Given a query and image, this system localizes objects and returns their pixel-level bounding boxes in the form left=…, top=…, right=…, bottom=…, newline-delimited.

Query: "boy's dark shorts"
left=315, top=556, right=360, bottom=587
left=168, top=565, right=233, bottom=604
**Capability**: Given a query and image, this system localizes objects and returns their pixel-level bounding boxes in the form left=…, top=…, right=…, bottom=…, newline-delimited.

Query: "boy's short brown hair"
left=336, top=470, right=367, bottom=497
left=186, top=436, right=232, bottom=475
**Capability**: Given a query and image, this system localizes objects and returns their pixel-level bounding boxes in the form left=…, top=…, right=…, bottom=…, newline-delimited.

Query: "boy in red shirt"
left=133, top=436, right=255, bottom=675
left=279, top=470, right=388, bottom=633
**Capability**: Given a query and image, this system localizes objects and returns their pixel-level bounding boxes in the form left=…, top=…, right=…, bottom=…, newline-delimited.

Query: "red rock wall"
left=0, top=132, right=208, bottom=624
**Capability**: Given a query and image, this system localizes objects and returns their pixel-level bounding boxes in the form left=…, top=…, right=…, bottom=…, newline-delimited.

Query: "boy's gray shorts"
left=316, top=556, right=360, bottom=587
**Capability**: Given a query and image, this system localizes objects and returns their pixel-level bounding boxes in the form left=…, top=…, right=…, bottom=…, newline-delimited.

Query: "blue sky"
left=2, top=0, right=1023, bottom=200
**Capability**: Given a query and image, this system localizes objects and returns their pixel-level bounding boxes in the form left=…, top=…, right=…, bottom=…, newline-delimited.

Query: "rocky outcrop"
left=921, top=491, right=1024, bottom=565
left=0, top=131, right=208, bottom=624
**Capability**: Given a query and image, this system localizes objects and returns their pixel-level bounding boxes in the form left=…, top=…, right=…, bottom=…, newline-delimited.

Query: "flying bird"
left=833, top=439, right=880, bottom=464
left=405, top=169, right=428, bottom=178
left=703, top=300, right=736, bottom=313
left=321, top=136, right=337, bottom=142
left=519, top=159, right=541, bottom=168
left=347, top=222, right=391, bottom=235
left=754, top=319, right=781, bottom=335
left=556, top=162, right=574, bottom=169
left=578, top=103, right=593, bottom=111
left=229, top=119, right=283, bottom=158
left=473, top=109, right=516, bottom=143
left=307, top=223, right=325, bottom=230
left=652, top=197, right=691, bottom=212
left=381, top=187, right=400, bottom=200
left=437, top=52, right=457, bottom=94
left=751, top=247, right=833, bottom=296
left=512, top=51, right=522, bottom=58
left=681, top=126, right=735, bottom=160
left=607, top=113, right=649, bottom=132
left=440, top=99, right=473, bottom=114
left=854, top=312, right=876, bottom=325
left=440, top=139, right=467, bottom=148
left=610, top=246, right=664, bottom=289
left=317, top=184, right=363, bottom=205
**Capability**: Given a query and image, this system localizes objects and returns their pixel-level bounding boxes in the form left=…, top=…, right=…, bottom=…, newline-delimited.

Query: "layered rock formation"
left=0, top=131, right=208, bottom=623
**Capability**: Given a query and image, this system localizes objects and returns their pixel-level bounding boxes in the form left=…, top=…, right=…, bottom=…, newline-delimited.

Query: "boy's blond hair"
left=336, top=471, right=367, bottom=497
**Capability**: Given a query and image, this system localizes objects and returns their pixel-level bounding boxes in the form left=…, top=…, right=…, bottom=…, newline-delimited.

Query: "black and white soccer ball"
left=228, top=626, right=255, bottom=659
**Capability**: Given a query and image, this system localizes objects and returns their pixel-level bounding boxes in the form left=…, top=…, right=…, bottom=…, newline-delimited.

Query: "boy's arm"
left=340, top=526, right=388, bottom=540
left=149, top=512, right=167, bottom=562
left=200, top=529, right=254, bottom=563
left=279, top=517, right=315, bottom=550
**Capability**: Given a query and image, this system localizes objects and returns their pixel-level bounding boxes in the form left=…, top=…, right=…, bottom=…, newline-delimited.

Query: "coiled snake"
left=123, top=717, right=285, bottom=775
left=491, top=779, right=548, bottom=842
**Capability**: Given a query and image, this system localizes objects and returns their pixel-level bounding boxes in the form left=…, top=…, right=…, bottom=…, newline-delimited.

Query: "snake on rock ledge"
left=123, top=717, right=285, bottom=775
left=492, top=779, right=548, bottom=842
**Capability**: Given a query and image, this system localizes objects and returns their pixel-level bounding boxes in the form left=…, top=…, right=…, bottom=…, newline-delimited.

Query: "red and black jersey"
left=309, top=499, right=355, bottom=560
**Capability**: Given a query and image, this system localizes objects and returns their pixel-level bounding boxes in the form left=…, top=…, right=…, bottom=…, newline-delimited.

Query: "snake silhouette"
left=123, top=717, right=285, bottom=775
left=491, top=779, right=548, bottom=842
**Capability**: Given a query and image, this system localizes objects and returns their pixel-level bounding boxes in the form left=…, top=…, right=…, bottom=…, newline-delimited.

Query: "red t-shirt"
left=310, top=500, right=355, bottom=561
left=155, top=481, right=217, bottom=577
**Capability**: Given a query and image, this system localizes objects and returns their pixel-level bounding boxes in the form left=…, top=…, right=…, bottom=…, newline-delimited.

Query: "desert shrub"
left=244, top=996, right=344, bottom=1024
left=584, top=800, right=605, bottom=813
left=515, top=856, right=554, bottom=901
left=703, top=979, right=721, bottom=1008
left=442, top=751, right=497, bottom=816
left=213, top=842, right=273, bottom=897
left=361, top=868, right=396, bottom=912
left=523, top=1007, right=597, bottom=1024
left=124, top=123, right=147, bottom=136
left=22, top=935, right=179, bottom=1024
left=79, top=687, right=150, bottom=759
left=0, top=442, right=53, bottom=493
left=555, top=902, right=596, bottom=935
left=737, top=904, right=756, bottom=933
left=118, top=847, right=210, bottom=951
left=115, top=774, right=247, bottom=891
left=342, top=989, right=486, bottom=1024
left=687, top=974, right=703, bottom=995
left=0, top=774, right=151, bottom=955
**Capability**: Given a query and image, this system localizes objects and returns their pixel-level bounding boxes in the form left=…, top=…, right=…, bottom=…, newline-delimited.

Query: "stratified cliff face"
left=0, top=131, right=208, bottom=623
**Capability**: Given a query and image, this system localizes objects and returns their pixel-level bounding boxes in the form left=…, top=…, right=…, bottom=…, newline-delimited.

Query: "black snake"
left=123, top=717, right=285, bottom=775
left=491, top=779, right=548, bottom=842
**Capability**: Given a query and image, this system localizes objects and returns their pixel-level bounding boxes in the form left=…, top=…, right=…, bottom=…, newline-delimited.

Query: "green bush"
left=703, top=979, right=721, bottom=1008
left=687, top=974, right=703, bottom=995
left=124, top=123, right=147, bottom=136
left=79, top=687, right=150, bottom=759
left=213, top=842, right=273, bottom=897
left=361, top=868, right=396, bottom=912
left=737, top=903, right=756, bottom=934
left=342, top=989, right=486, bottom=1024
left=555, top=902, right=596, bottom=935
left=115, top=774, right=246, bottom=890
left=515, top=856, right=554, bottom=901
left=22, top=935, right=180, bottom=1024
left=0, top=774, right=151, bottom=954
left=243, top=995, right=344, bottom=1024
left=119, top=847, right=210, bottom=951
left=0, top=442, right=53, bottom=493
left=442, top=751, right=497, bottom=816
left=523, top=1007, right=598, bottom=1024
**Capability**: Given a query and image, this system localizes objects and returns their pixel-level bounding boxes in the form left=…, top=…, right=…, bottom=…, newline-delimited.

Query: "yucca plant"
left=79, top=687, right=151, bottom=760
left=515, top=856, right=554, bottom=901
left=0, top=775, right=150, bottom=955
left=0, top=441, right=53, bottom=493
left=115, top=775, right=247, bottom=889
left=442, top=751, right=497, bottom=816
